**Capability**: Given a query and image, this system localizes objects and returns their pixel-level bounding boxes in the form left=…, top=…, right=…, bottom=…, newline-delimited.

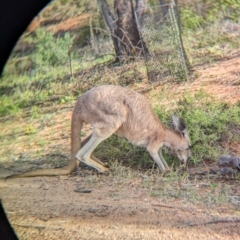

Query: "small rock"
left=141, top=174, right=148, bottom=180
left=74, top=187, right=92, bottom=193
left=220, top=167, right=237, bottom=176
left=218, top=155, right=240, bottom=170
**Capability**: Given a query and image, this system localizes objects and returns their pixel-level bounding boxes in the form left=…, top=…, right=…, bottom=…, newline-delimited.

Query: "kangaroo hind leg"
left=75, top=128, right=115, bottom=173
left=75, top=100, right=126, bottom=173
left=81, top=134, right=108, bottom=168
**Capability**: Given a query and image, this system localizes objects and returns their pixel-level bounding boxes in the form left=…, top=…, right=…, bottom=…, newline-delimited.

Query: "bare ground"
left=1, top=173, right=240, bottom=240
left=1, top=55, right=240, bottom=239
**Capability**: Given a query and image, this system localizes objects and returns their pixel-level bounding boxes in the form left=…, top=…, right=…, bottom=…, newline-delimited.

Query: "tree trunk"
left=98, top=0, right=148, bottom=63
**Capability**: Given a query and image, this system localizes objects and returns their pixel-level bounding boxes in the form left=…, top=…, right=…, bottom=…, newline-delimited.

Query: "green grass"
left=0, top=26, right=117, bottom=117
left=141, top=169, right=231, bottom=205
left=1, top=0, right=240, bottom=169
left=180, top=2, right=240, bottom=66
left=1, top=1, right=240, bottom=116
left=182, top=23, right=240, bottom=66
left=171, top=90, right=240, bottom=163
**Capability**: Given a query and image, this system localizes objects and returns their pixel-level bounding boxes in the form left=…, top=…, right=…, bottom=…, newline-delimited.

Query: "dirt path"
left=146, top=52, right=240, bottom=104
left=1, top=173, right=240, bottom=240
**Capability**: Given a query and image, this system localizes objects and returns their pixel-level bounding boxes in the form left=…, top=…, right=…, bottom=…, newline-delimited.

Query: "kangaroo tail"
left=6, top=107, right=83, bottom=178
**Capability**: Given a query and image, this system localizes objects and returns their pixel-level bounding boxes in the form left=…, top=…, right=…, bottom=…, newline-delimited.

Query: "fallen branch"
left=138, top=82, right=162, bottom=94
left=13, top=223, right=63, bottom=230
left=181, top=217, right=240, bottom=227
left=152, top=203, right=192, bottom=213
left=152, top=203, right=178, bottom=209
left=13, top=223, right=45, bottom=229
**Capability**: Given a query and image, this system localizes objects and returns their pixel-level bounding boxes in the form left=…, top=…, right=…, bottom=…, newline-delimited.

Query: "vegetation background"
left=1, top=0, right=240, bottom=170
left=1, top=1, right=240, bottom=239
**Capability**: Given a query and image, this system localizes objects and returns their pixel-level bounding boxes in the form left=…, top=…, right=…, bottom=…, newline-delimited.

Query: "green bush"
left=30, top=28, right=74, bottom=67
left=205, top=0, right=240, bottom=22
left=0, top=96, right=20, bottom=116
left=180, top=0, right=240, bottom=31
left=181, top=7, right=204, bottom=31
left=155, top=90, right=240, bottom=164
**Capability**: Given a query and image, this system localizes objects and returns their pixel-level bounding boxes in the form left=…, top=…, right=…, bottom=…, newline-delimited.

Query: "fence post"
left=134, top=9, right=150, bottom=83
left=169, top=2, right=190, bottom=80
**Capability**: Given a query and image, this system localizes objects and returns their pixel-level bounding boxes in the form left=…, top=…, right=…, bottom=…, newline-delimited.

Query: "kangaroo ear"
left=172, top=114, right=188, bottom=137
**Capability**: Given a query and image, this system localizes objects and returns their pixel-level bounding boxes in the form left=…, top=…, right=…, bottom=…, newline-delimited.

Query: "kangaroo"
left=8, top=85, right=191, bottom=178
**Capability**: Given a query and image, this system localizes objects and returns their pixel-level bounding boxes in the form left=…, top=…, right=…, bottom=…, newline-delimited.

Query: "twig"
left=138, top=82, right=162, bottom=94
left=68, top=46, right=74, bottom=81
left=180, top=218, right=240, bottom=227
left=152, top=203, right=191, bottom=212
left=14, top=223, right=45, bottom=229
left=152, top=203, right=177, bottom=209
left=13, top=223, right=63, bottom=230
left=90, top=54, right=115, bottom=62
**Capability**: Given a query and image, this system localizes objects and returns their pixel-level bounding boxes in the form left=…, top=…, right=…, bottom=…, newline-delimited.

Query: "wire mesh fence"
left=79, top=2, right=191, bottom=88
left=75, top=27, right=147, bottom=90
left=135, top=3, right=191, bottom=82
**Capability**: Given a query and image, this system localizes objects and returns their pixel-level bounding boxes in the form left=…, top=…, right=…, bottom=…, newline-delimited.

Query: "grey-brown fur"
left=7, top=85, right=191, bottom=178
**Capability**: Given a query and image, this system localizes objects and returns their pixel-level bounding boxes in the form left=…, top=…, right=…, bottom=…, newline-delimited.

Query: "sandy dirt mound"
left=47, top=14, right=91, bottom=34
left=145, top=52, right=240, bottom=105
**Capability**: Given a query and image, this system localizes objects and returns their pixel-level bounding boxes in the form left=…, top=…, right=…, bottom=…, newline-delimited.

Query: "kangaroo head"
left=172, top=114, right=191, bottom=165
